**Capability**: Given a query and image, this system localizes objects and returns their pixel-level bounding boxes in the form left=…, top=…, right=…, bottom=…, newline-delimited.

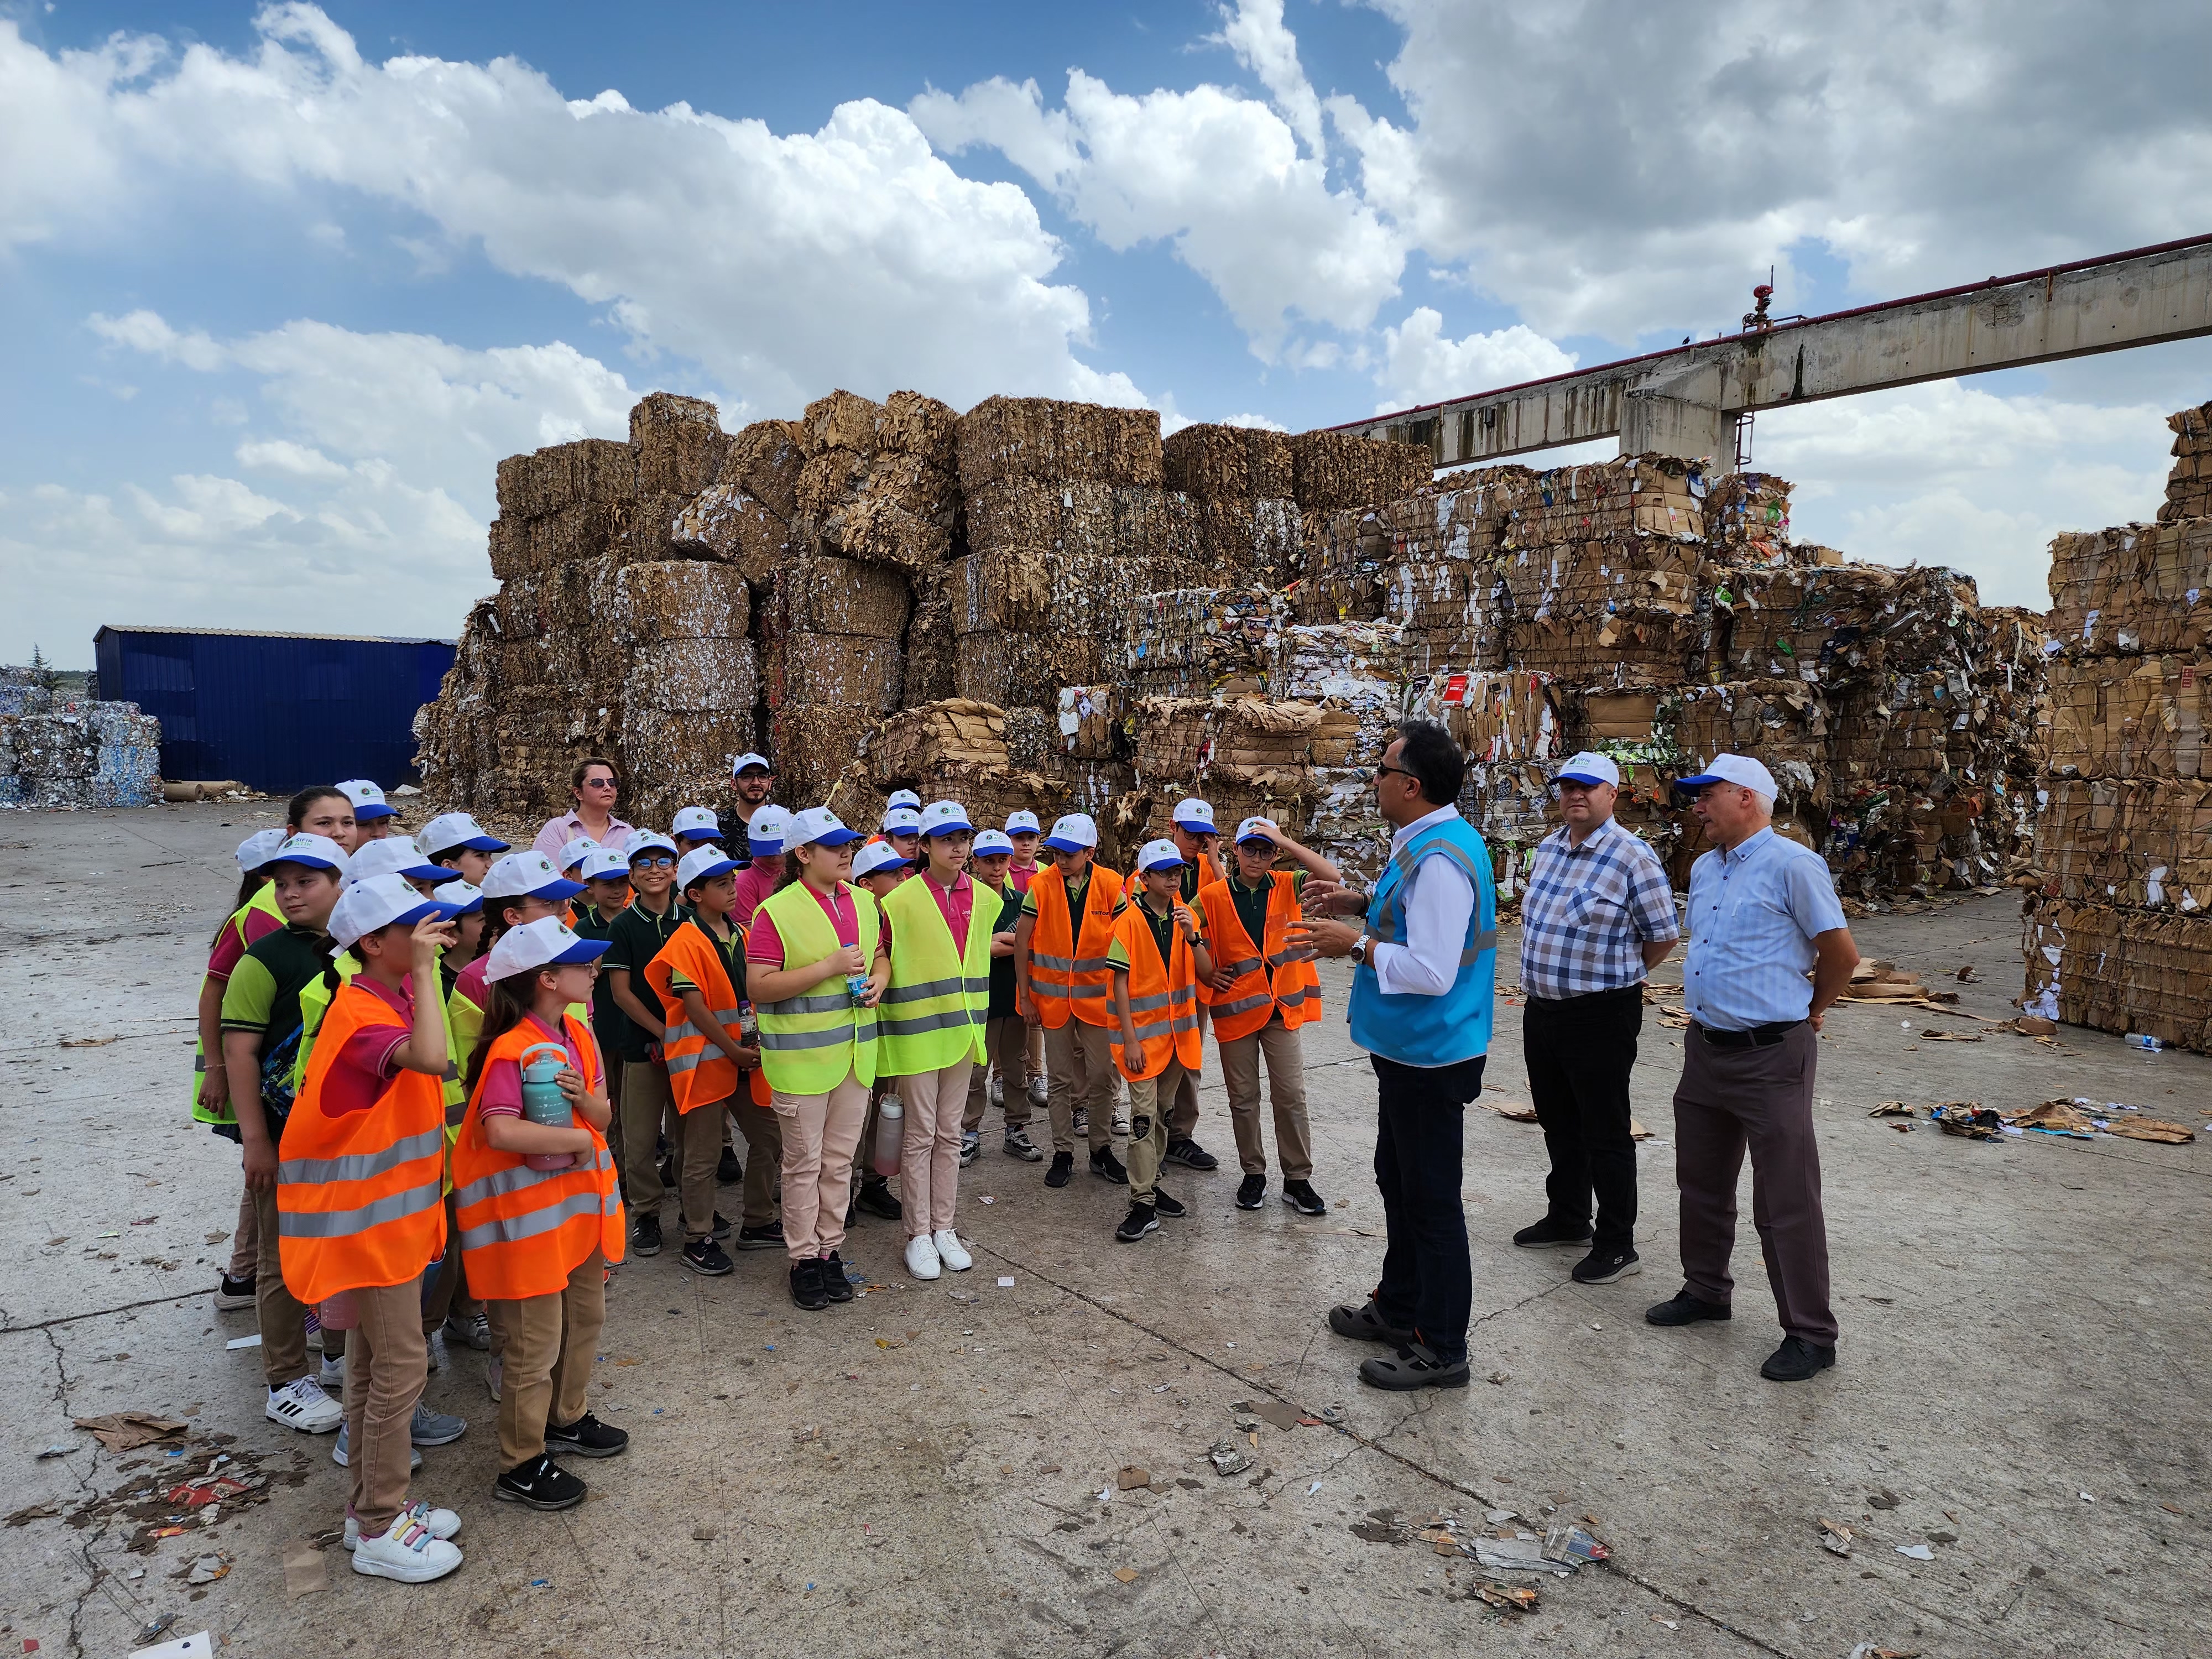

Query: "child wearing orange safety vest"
left=280, top=874, right=465, bottom=1584
left=1107, top=839, right=1214, bottom=1243
left=453, top=915, right=629, bottom=1512
left=1014, top=812, right=1129, bottom=1188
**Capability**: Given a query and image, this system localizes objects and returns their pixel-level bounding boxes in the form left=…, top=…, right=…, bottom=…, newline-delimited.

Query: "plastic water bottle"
left=873, top=1095, right=904, bottom=1178
left=519, top=1040, right=577, bottom=1171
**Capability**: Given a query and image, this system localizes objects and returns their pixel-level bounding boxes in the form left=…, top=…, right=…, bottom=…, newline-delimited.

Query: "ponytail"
left=460, top=970, right=536, bottom=1100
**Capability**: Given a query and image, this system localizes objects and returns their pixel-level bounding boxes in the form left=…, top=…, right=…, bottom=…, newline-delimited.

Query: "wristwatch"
left=1349, top=935, right=1371, bottom=967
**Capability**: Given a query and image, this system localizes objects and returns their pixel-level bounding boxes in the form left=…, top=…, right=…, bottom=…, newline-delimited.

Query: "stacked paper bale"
left=1124, top=587, right=1288, bottom=699
left=763, top=553, right=911, bottom=807
left=2157, top=401, right=2211, bottom=524
left=2023, top=405, right=2212, bottom=1050
left=612, top=561, right=757, bottom=828
left=1161, top=423, right=1302, bottom=587
left=1125, top=693, right=1363, bottom=862
left=0, top=674, right=163, bottom=809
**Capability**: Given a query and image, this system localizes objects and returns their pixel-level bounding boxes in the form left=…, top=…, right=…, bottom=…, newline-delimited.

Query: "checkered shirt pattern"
left=1517, top=817, right=1680, bottom=1000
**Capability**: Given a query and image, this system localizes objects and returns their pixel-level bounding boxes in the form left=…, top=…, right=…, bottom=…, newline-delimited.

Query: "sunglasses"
left=630, top=855, right=676, bottom=869
left=1373, top=763, right=1419, bottom=782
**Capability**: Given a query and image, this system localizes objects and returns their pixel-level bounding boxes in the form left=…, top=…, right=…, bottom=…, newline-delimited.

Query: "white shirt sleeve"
left=1370, top=852, right=1475, bottom=997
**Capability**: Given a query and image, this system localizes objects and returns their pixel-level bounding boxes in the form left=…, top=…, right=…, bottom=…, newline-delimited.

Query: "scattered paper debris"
left=72, top=1411, right=189, bottom=1453
left=1208, top=1438, right=1251, bottom=1477
left=1471, top=1581, right=1538, bottom=1613
left=126, top=1631, right=212, bottom=1659
left=1477, top=1098, right=1538, bottom=1123
left=997, top=1276, right=1015, bottom=1288
left=225, top=1333, right=262, bottom=1350
left=1820, top=1518, right=1855, bottom=1557
left=1117, top=1466, right=1151, bottom=1490
left=283, top=1537, right=327, bottom=1598
left=1929, top=1101, right=2003, bottom=1139
left=38, top=1443, right=77, bottom=1459
left=1307, top=1480, right=1323, bottom=1496
left=1895, top=1543, right=1935, bottom=1561
left=1112, top=1567, right=1139, bottom=1584
left=185, top=1552, right=230, bottom=1585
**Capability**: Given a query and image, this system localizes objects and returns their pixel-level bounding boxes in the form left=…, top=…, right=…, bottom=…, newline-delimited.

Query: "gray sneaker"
left=332, top=1421, right=422, bottom=1470
left=410, top=1401, right=468, bottom=1447
left=1027, top=1077, right=1048, bottom=1107
left=959, top=1129, right=982, bottom=1167
left=1002, top=1125, right=1044, bottom=1163
left=485, top=1354, right=503, bottom=1403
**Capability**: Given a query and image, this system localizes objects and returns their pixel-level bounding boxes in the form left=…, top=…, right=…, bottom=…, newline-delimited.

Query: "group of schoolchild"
left=194, top=758, right=1340, bottom=1587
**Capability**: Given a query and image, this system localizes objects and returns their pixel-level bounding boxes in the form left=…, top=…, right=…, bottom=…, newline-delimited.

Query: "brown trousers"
left=729, top=1094, right=784, bottom=1228
left=248, top=1181, right=311, bottom=1389
left=229, top=1186, right=258, bottom=1281
left=489, top=1248, right=606, bottom=1472
left=343, top=1275, right=429, bottom=1535
left=1217, top=1013, right=1314, bottom=1180
left=622, top=1061, right=720, bottom=1240
left=1045, top=1019, right=1119, bottom=1156
left=1124, top=1058, right=1186, bottom=1204
left=1166, top=1008, right=1205, bottom=1139
left=1673, top=1022, right=1837, bottom=1346
left=962, top=1015, right=1035, bottom=1131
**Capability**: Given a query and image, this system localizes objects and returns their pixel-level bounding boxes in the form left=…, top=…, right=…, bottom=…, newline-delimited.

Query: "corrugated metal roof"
left=96, top=624, right=456, bottom=645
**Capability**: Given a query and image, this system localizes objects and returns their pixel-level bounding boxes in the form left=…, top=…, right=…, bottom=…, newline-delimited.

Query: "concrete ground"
left=2, top=805, right=2207, bottom=1659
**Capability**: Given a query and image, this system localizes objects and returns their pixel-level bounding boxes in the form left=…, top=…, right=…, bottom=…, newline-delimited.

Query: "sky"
left=3, top=0, right=2210, bottom=665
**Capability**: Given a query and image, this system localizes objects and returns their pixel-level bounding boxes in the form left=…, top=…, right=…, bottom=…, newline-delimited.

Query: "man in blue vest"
left=1294, top=720, right=1498, bottom=1391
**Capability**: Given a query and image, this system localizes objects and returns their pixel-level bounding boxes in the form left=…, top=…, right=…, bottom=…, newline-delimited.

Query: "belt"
left=1694, top=1019, right=1803, bottom=1050
left=1527, top=983, right=1645, bottom=1006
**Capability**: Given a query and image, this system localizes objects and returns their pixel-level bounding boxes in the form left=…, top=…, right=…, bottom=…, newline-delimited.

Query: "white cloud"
left=1209, top=0, right=1325, bottom=157
left=88, top=308, right=222, bottom=371
left=1377, top=307, right=1576, bottom=409
left=1220, top=411, right=1289, bottom=431
left=235, top=438, right=348, bottom=478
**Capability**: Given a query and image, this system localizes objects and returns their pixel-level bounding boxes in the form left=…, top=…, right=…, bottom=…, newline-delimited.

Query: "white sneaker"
left=343, top=1499, right=460, bottom=1552
left=425, top=1330, right=450, bottom=1373
left=932, top=1229, right=973, bottom=1272
left=989, top=1073, right=1005, bottom=1108
left=485, top=1354, right=503, bottom=1403
left=265, top=1376, right=343, bottom=1434
left=319, top=1355, right=346, bottom=1390
left=904, top=1234, right=942, bottom=1281
left=1027, top=1077, right=1048, bottom=1107
left=332, top=1421, right=422, bottom=1470
left=350, top=1511, right=463, bottom=1583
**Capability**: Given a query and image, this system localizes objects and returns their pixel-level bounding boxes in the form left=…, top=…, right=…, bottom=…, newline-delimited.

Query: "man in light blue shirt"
left=1645, top=755, right=1860, bottom=1385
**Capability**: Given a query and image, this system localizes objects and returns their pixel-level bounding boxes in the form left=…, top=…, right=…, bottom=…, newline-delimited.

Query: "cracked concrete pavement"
left=3, top=805, right=2209, bottom=1657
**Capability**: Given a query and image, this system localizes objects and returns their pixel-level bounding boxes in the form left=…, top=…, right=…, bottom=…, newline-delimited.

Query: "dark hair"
left=1395, top=719, right=1465, bottom=807
left=480, top=894, right=536, bottom=958
left=461, top=971, right=538, bottom=1100
left=287, top=786, right=349, bottom=829
left=212, top=869, right=268, bottom=946
left=571, top=757, right=618, bottom=793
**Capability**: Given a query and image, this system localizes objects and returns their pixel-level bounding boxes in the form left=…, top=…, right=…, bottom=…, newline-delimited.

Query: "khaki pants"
left=1045, top=1019, right=1119, bottom=1156
left=249, top=1181, right=311, bottom=1389
left=488, top=1248, right=606, bottom=1473
left=962, top=1016, right=1034, bottom=1132
left=729, top=1094, right=784, bottom=1229
left=1124, top=1058, right=1185, bottom=1204
left=773, top=1067, right=869, bottom=1263
left=1218, top=1013, right=1313, bottom=1181
left=901, top=1058, right=973, bottom=1238
left=601, top=1054, right=627, bottom=1190
left=618, top=1060, right=680, bottom=1214
left=420, top=1188, right=481, bottom=1333
left=670, top=1098, right=726, bottom=1241
left=229, top=1186, right=257, bottom=1282
left=1166, top=1063, right=1201, bottom=1142
left=343, top=1275, right=428, bottom=1536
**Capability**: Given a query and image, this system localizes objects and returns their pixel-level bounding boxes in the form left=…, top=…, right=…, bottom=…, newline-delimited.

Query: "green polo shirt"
left=602, top=895, right=691, bottom=1062
left=571, top=902, right=637, bottom=1056
left=217, top=923, right=337, bottom=1138
left=1225, top=869, right=1305, bottom=954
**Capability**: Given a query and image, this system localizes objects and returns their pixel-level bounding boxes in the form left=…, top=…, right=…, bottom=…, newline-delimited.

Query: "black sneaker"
left=1760, top=1335, right=1837, bottom=1383
left=1151, top=1187, right=1186, bottom=1219
left=789, top=1258, right=829, bottom=1311
left=1115, top=1202, right=1159, bottom=1243
left=1045, top=1150, right=1074, bottom=1188
left=1645, top=1288, right=1731, bottom=1327
left=709, top=1211, right=733, bottom=1240
left=1328, top=1299, right=1414, bottom=1347
left=1090, top=1147, right=1128, bottom=1185
left=733, top=1221, right=785, bottom=1251
left=819, top=1251, right=855, bottom=1303
left=1164, top=1136, right=1219, bottom=1171
left=1281, top=1179, right=1326, bottom=1217
left=681, top=1239, right=733, bottom=1277
left=495, top=1452, right=586, bottom=1511
left=716, top=1146, right=742, bottom=1185
left=544, top=1411, right=629, bottom=1459
left=1071, top=1107, right=1089, bottom=1136
left=213, top=1272, right=257, bottom=1312
left=631, top=1214, right=664, bottom=1257
left=1571, top=1246, right=1642, bottom=1285
left=856, top=1180, right=903, bottom=1221
left=1358, top=1342, right=1471, bottom=1392
left=1235, top=1173, right=1266, bottom=1210
left=1513, top=1215, right=1594, bottom=1250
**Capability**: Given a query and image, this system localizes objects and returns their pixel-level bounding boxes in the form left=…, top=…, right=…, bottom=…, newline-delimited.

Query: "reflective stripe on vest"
left=754, top=880, right=881, bottom=1094
left=641, top=921, right=743, bottom=1112
left=1197, top=873, right=1324, bottom=1042
left=1107, top=898, right=1204, bottom=1082
left=1368, top=838, right=1499, bottom=963
left=1024, top=864, right=1127, bottom=1030
left=190, top=885, right=288, bottom=1125
left=449, top=1011, right=624, bottom=1298
left=878, top=877, right=995, bottom=1075
left=275, top=981, right=448, bottom=1305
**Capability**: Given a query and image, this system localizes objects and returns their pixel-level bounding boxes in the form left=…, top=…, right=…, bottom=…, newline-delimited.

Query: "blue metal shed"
left=93, top=626, right=456, bottom=794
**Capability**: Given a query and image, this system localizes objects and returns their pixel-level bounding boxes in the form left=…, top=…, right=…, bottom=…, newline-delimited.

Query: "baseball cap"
left=745, top=805, right=792, bottom=854
left=880, top=805, right=922, bottom=834
left=328, top=873, right=456, bottom=951
left=920, top=800, right=972, bottom=837
left=433, top=878, right=484, bottom=915
left=1234, top=816, right=1281, bottom=846
left=1004, top=811, right=1041, bottom=835
left=266, top=832, right=349, bottom=877
left=556, top=837, right=603, bottom=872
left=1554, top=751, right=1622, bottom=788
left=1675, top=754, right=1779, bottom=801
left=677, top=846, right=741, bottom=890
left=787, top=807, right=861, bottom=849
left=347, top=837, right=452, bottom=886
left=972, top=829, right=1014, bottom=857
left=1135, top=837, right=1187, bottom=874
left=1172, top=797, right=1217, bottom=834
left=480, top=849, right=584, bottom=902
left=731, top=752, right=773, bottom=778
left=335, top=779, right=395, bottom=821
left=578, top=847, right=633, bottom=882
left=671, top=806, right=722, bottom=840
left=484, top=914, right=609, bottom=983
left=853, top=841, right=910, bottom=880
left=625, top=831, right=679, bottom=864
left=886, top=789, right=922, bottom=812
left=234, top=827, right=290, bottom=875
left=1041, top=812, right=1098, bottom=853
left=418, top=811, right=508, bottom=857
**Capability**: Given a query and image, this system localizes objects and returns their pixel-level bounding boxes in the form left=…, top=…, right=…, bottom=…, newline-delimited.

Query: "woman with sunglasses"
left=533, top=757, right=635, bottom=862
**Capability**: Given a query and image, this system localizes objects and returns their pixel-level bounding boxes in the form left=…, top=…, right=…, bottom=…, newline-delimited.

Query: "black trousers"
left=1371, top=1052, right=1485, bottom=1365
left=1523, top=984, right=1642, bottom=1251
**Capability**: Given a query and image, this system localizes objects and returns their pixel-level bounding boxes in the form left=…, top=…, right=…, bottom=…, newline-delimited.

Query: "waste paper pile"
left=0, top=666, right=163, bottom=810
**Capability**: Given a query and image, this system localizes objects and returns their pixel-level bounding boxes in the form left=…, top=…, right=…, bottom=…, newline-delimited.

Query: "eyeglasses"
left=631, top=855, right=675, bottom=869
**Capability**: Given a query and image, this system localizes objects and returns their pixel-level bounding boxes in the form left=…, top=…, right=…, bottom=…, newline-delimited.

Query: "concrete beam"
left=1345, top=232, right=2212, bottom=467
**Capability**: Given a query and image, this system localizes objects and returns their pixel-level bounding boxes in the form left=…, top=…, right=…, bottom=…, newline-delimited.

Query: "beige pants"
left=729, top=1095, right=784, bottom=1228
left=343, top=1275, right=428, bottom=1536
left=1218, top=1013, right=1313, bottom=1180
left=617, top=1060, right=680, bottom=1214
left=1124, top=1058, right=1186, bottom=1204
left=229, top=1186, right=257, bottom=1281
left=962, top=1016, right=1034, bottom=1131
left=249, top=1181, right=311, bottom=1389
left=1045, top=1019, right=1120, bottom=1156
left=901, top=1058, right=973, bottom=1238
left=489, top=1248, right=606, bottom=1473
left=773, top=1067, right=869, bottom=1263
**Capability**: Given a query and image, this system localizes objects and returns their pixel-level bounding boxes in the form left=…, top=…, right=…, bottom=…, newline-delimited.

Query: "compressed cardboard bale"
left=1701, top=468, right=1792, bottom=560
left=1056, top=685, right=1125, bottom=761
left=880, top=390, right=958, bottom=469
left=1300, top=509, right=1390, bottom=621
left=2031, top=778, right=2212, bottom=910
left=669, top=484, right=790, bottom=584
left=823, top=495, right=950, bottom=575
left=2045, top=651, right=2212, bottom=779
left=957, top=629, right=1107, bottom=709
left=1162, top=424, right=1256, bottom=498
left=796, top=448, right=872, bottom=523
left=623, top=639, right=758, bottom=716
left=611, top=491, right=692, bottom=565
left=1124, top=587, right=1288, bottom=690
left=1130, top=696, right=1331, bottom=796
left=1112, top=486, right=1200, bottom=566
left=613, top=560, right=750, bottom=645
left=726, top=419, right=805, bottom=521
left=1001, top=707, right=1057, bottom=773
left=1513, top=603, right=1709, bottom=688
left=802, top=389, right=884, bottom=458
left=1060, top=481, right=1119, bottom=563
left=488, top=515, right=533, bottom=581
left=766, top=632, right=902, bottom=713
left=1197, top=499, right=1266, bottom=578
left=1289, top=429, right=1434, bottom=513
left=956, top=396, right=1065, bottom=491
left=868, top=698, right=1009, bottom=775
left=1667, top=680, right=1830, bottom=781
left=495, top=453, right=534, bottom=520
left=771, top=703, right=886, bottom=809
left=620, top=707, right=758, bottom=827
left=2020, top=896, right=2212, bottom=1051
left=1059, top=403, right=1164, bottom=486
left=772, top=554, right=911, bottom=639
left=2047, top=519, right=2212, bottom=656
left=1499, top=534, right=1707, bottom=625
left=964, top=482, right=1062, bottom=555
left=902, top=570, right=959, bottom=707
left=857, top=451, right=958, bottom=522
left=1493, top=454, right=1707, bottom=549
left=630, top=392, right=729, bottom=495
left=1404, top=670, right=1563, bottom=765
left=2158, top=401, right=2212, bottom=524
left=1710, top=564, right=1896, bottom=683
left=953, top=547, right=1051, bottom=634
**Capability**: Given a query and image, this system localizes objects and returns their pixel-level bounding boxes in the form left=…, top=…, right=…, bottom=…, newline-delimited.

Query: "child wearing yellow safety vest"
left=878, top=801, right=995, bottom=1282
left=1108, top=839, right=1214, bottom=1244
left=846, top=839, right=912, bottom=1232
left=204, top=826, right=290, bottom=1308
left=745, top=808, right=888, bottom=1312
left=454, top=915, right=629, bottom=1513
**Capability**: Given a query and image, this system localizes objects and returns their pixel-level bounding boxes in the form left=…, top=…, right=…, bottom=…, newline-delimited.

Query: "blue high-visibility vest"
left=1346, top=815, right=1499, bottom=1067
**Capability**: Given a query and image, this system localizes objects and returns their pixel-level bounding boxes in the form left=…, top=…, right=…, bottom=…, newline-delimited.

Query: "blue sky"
left=4, top=0, right=2210, bottom=664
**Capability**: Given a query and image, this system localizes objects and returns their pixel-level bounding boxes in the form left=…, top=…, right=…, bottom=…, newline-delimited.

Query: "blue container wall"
left=93, top=633, right=456, bottom=794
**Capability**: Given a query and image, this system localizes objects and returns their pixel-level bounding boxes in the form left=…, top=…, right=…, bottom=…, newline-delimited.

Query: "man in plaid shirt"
left=1513, top=752, right=1679, bottom=1286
